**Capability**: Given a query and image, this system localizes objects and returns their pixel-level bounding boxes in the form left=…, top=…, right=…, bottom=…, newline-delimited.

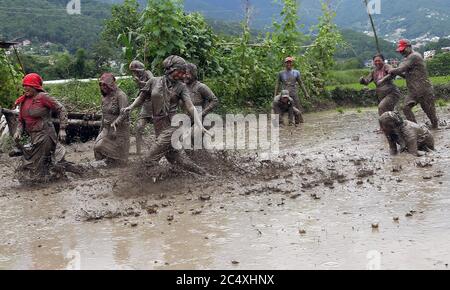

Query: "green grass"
left=327, top=69, right=371, bottom=86
left=44, top=78, right=138, bottom=113
left=436, top=99, right=448, bottom=108
left=326, top=75, right=450, bottom=91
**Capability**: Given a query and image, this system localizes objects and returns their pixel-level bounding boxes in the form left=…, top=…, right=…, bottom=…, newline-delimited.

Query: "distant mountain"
left=2, top=0, right=448, bottom=53
left=100, top=0, right=450, bottom=42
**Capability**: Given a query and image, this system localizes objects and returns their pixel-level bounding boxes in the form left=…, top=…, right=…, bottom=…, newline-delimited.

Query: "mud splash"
left=1, top=108, right=449, bottom=270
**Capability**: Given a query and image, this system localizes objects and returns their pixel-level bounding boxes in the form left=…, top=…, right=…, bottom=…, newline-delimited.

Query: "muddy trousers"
left=145, top=125, right=206, bottom=175
left=290, top=94, right=304, bottom=124
left=136, top=117, right=152, bottom=155
left=378, top=94, right=400, bottom=116
left=403, top=95, right=439, bottom=129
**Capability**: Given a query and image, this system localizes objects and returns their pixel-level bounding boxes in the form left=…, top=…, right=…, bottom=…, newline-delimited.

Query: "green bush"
left=327, top=69, right=370, bottom=86
left=45, top=78, right=138, bottom=113
left=0, top=50, right=22, bottom=108
left=427, top=53, right=450, bottom=77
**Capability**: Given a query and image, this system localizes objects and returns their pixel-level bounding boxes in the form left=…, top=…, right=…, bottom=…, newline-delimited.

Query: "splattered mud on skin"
left=0, top=108, right=450, bottom=270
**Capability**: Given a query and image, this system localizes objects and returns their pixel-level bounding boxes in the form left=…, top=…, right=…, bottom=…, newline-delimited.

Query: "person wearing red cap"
left=388, top=39, right=440, bottom=129
left=274, top=56, right=311, bottom=124
left=13, top=73, right=68, bottom=181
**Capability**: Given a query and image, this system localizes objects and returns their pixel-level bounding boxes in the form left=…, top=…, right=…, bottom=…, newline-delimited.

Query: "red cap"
left=396, top=39, right=411, bottom=52
left=284, top=56, right=295, bottom=63
left=22, top=73, right=44, bottom=91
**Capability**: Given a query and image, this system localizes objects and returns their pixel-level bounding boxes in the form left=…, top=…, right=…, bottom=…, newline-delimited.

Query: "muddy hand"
left=59, top=129, right=67, bottom=144
left=111, top=121, right=118, bottom=132
left=121, top=107, right=131, bottom=114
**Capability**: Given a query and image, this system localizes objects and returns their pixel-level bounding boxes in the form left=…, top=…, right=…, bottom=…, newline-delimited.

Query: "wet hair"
left=373, top=54, right=385, bottom=61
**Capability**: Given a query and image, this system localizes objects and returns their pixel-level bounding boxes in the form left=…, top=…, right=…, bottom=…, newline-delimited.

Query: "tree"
left=300, top=1, right=343, bottom=97
left=72, top=49, right=87, bottom=78
left=427, top=53, right=450, bottom=77
left=272, top=0, right=305, bottom=59
left=138, top=0, right=186, bottom=71
left=0, top=50, right=22, bottom=108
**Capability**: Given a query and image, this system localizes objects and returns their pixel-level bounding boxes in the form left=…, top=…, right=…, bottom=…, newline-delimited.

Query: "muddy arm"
left=403, top=128, right=419, bottom=156
left=298, top=76, right=310, bottom=99
left=199, top=84, right=219, bottom=116
left=389, top=55, right=415, bottom=76
left=274, top=73, right=281, bottom=97
left=388, top=139, right=398, bottom=155
left=180, top=86, right=205, bottom=131
left=360, top=71, right=374, bottom=86
left=112, top=93, right=130, bottom=127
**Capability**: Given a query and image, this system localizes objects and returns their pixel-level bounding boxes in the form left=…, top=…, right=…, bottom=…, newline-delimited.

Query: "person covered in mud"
left=386, top=39, right=440, bottom=129
left=129, top=60, right=154, bottom=155
left=184, top=63, right=219, bottom=117
left=379, top=111, right=434, bottom=157
left=272, top=90, right=301, bottom=126
left=13, top=73, right=68, bottom=182
left=94, top=73, right=130, bottom=165
left=274, top=56, right=311, bottom=124
left=121, top=55, right=207, bottom=175
left=359, top=54, right=402, bottom=116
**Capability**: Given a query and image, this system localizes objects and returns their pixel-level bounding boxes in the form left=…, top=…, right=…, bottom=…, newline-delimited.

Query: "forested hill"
left=2, top=0, right=449, bottom=54
left=0, top=0, right=111, bottom=52
left=102, top=0, right=450, bottom=41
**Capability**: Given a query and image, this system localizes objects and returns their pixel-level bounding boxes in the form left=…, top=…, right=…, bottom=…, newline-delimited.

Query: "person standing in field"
left=274, top=56, right=311, bottom=125
left=388, top=39, right=440, bottom=129
left=129, top=60, right=154, bottom=155
left=359, top=53, right=402, bottom=116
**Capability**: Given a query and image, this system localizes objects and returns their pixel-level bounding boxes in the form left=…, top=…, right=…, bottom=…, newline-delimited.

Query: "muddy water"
left=1, top=108, right=449, bottom=270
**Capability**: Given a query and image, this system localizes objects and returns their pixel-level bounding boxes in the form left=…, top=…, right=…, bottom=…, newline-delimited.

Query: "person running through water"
left=122, top=55, right=208, bottom=175
left=13, top=73, right=68, bottom=182
left=387, top=39, right=440, bottom=129
left=129, top=61, right=154, bottom=155
left=274, top=56, right=311, bottom=124
left=360, top=54, right=402, bottom=116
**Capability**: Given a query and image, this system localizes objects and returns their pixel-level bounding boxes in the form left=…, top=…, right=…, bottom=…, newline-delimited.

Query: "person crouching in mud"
left=94, top=73, right=131, bottom=166
left=360, top=54, right=402, bottom=117
left=121, top=55, right=208, bottom=175
left=13, top=73, right=68, bottom=182
left=379, top=111, right=434, bottom=157
left=272, top=90, right=301, bottom=127
left=129, top=60, right=154, bottom=155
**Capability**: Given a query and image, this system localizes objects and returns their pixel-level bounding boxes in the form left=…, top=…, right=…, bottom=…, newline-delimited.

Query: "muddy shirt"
left=101, top=89, right=130, bottom=128
left=361, top=64, right=401, bottom=99
left=390, top=52, right=434, bottom=99
left=186, top=81, right=219, bottom=116
left=18, top=93, right=68, bottom=144
left=135, top=70, right=154, bottom=119
left=139, top=76, right=192, bottom=121
left=95, top=88, right=130, bottom=162
left=278, top=69, right=302, bottom=96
